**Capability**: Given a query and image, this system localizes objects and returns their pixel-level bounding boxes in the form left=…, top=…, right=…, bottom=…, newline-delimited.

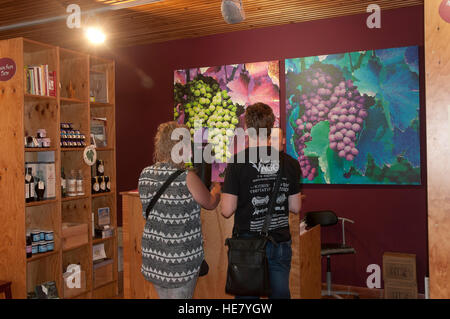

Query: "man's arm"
left=221, top=193, right=238, bottom=218
left=221, top=162, right=239, bottom=218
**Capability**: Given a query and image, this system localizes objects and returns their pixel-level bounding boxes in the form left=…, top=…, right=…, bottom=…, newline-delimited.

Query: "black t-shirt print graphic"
left=223, top=146, right=302, bottom=243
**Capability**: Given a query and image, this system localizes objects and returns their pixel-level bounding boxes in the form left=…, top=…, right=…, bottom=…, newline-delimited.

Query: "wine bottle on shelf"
left=34, top=171, right=45, bottom=201
left=76, top=169, right=84, bottom=196
left=96, top=159, right=105, bottom=176
left=99, top=176, right=106, bottom=193
left=67, top=170, right=76, bottom=197
left=25, top=168, right=30, bottom=203
left=105, top=176, right=111, bottom=192
left=92, top=176, right=100, bottom=195
left=26, top=167, right=35, bottom=203
left=61, top=167, right=66, bottom=197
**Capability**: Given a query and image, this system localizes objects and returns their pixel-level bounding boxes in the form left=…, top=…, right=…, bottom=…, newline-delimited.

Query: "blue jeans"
left=235, top=239, right=292, bottom=299
left=154, top=272, right=199, bottom=299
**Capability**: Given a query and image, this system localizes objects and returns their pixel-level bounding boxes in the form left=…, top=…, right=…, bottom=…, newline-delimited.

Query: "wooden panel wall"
left=0, top=38, right=26, bottom=298
left=426, top=0, right=450, bottom=299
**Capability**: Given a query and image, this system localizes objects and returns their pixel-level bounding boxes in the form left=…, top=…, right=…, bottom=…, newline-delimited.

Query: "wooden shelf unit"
left=0, top=37, right=117, bottom=299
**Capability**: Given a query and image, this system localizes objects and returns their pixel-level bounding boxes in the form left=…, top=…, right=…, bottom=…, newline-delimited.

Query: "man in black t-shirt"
left=221, top=103, right=302, bottom=299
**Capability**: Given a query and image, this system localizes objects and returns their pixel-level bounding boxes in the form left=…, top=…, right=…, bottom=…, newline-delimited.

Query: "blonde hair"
left=153, top=121, right=188, bottom=169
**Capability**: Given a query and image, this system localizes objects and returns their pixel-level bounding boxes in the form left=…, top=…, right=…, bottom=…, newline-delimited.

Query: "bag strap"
left=145, top=169, right=184, bottom=220
left=260, top=157, right=284, bottom=238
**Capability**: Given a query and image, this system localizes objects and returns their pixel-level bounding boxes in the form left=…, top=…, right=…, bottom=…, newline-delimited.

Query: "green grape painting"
left=174, top=61, right=281, bottom=182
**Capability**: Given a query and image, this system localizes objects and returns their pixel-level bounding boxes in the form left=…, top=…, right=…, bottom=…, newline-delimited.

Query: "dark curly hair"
left=244, top=102, right=275, bottom=137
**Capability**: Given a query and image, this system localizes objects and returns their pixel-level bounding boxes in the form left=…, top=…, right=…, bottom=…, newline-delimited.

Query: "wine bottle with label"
left=96, top=159, right=105, bottom=176
left=25, top=168, right=30, bottom=203
left=34, top=171, right=45, bottom=201
left=99, top=176, right=106, bottom=193
left=92, top=176, right=100, bottom=194
left=104, top=176, right=111, bottom=192
left=27, top=168, right=36, bottom=202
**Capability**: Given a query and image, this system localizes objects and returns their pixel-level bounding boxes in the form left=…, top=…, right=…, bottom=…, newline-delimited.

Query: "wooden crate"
left=383, top=252, right=416, bottom=283
left=93, top=259, right=113, bottom=288
left=62, top=223, right=88, bottom=250
left=384, top=281, right=418, bottom=299
left=63, top=270, right=86, bottom=298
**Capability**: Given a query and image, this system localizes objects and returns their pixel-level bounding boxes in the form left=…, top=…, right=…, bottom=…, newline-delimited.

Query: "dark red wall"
left=112, top=5, right=427, bottom=292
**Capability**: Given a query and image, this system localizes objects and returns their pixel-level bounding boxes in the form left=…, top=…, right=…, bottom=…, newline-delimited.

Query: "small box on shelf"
left=90, top=117, right=107, bottom=148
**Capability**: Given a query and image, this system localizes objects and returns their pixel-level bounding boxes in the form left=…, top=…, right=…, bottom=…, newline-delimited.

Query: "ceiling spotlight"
left=221, top=0, right=246, bottom=24
left=85, top=27, right=106, bottom=44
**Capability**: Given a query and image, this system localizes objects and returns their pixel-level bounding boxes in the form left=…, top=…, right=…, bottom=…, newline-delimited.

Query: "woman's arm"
left=186, top=170, right=221, bottom=210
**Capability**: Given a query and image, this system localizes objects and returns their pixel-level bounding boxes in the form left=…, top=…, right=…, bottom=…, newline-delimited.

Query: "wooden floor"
left=320, top=284, right=425, bottom=299
left=113, top=273, right=423, bottom=299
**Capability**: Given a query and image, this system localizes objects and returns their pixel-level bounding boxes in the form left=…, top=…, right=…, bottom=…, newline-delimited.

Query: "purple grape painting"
left=174, top=61, right=280, bottom=182
left=286, top=46, right=421, bottom=184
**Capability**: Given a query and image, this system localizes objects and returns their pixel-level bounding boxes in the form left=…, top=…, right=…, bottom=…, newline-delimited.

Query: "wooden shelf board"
left=90, top=102, right=113, bottom=108
left=63, top=242, right=89, bottom=253
left=61, top=195, right=89, bottom=202
left=91, top=192, right=113, bottom=198
left=66, top=289, right=89, bottom=299
left=25, top=147, right=57, bottom=152
left=60, top=47, right=89, bottom=58
left=23, top=38, right=56, bottom=51
left=60, top=97, right=88, bottom=104
left=94, top=279, right=117, bottom=291
left=26, top=198, right=58, bottom=207
left=24, top=93, right=57, bottom=101
left=61, top=147, right=85, bottom=152
left=93, top=237, right=114, bottom=245
left=96, top=147, right=114, bottom=151
left=89, top=69, right=105, bottom=75
left=27, top=250, right=59, bottom=262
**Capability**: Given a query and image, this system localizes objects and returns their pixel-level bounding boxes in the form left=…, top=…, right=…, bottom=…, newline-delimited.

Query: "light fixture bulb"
left=86, top=27, right=106, bottom=44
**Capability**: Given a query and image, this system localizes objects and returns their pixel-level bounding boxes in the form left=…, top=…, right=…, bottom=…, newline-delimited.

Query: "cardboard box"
left=93, top=258, right=113, bottom=288
left=383, top=252, right=416, bottom=283
left=384, top=281, right=418, bottom=299
left=63, top=270, right=86, bottom=298
left=38, top=162, right=56, bottom=199
left=95, top=207, right=111, bottom=227
left=62, top=223, right=88, bottom=250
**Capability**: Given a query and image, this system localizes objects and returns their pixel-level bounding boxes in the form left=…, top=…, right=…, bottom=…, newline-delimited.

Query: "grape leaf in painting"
left=303, top=121, right=331, bottom=183
left=353, top=105, right=395, bottom=175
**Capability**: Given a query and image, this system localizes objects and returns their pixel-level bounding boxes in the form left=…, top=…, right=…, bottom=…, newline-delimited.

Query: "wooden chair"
left=0, top=281, right=12, bottom=299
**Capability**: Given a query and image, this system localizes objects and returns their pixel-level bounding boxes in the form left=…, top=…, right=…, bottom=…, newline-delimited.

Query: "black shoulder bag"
left=224, top=159, right=284, bottom=296
left=145, top=169, right=184, bottom=220
left=144, top=168, right=209, bottom=277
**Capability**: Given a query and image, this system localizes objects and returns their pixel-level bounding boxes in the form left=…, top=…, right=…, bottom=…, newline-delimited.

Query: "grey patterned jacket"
left=138, top=162, right=203, bottom=288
